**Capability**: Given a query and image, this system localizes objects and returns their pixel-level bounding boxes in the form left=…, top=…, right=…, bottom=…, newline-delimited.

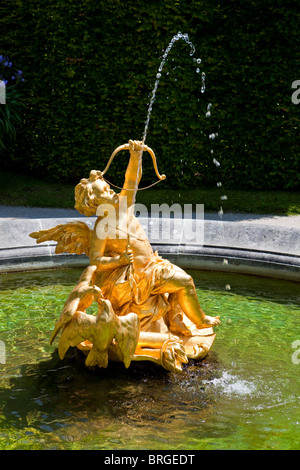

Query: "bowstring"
left=102, top=176, right=163, bottom=191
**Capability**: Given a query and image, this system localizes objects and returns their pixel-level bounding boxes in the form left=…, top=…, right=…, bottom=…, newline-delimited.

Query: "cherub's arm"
left=89, top=229, right=133, bottom=271
left=119, top=140, right=143, bottom=207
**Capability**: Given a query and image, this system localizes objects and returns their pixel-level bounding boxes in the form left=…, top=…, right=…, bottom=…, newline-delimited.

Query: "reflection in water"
left=0, top=268, right=299, bottom=449
left=1, top=347, right=226, bottom=449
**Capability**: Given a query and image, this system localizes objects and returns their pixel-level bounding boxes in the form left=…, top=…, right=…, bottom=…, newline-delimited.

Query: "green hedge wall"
left=0, top=0, right=299, bottom=190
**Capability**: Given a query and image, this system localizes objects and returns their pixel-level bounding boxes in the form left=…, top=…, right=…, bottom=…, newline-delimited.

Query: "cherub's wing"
left=50, top=265, right=100, bottom=345
left=29, top=221, right=92, bottom=256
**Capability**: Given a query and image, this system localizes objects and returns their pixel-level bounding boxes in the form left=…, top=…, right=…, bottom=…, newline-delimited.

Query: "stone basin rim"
left=0, top=215, right=299, bottom=282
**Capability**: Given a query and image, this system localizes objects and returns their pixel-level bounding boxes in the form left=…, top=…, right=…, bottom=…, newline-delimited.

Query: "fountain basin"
left=0, top=267, right=299, bottom=450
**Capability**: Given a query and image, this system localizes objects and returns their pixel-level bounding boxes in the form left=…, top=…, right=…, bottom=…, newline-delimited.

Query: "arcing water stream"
left=141, top=31, right=201, bottom=144
left=132, top=32, right=205, bottom=205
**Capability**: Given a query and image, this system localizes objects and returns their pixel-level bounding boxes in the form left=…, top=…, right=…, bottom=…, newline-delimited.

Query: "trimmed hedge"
left=0, top=0, right=299, bottom=190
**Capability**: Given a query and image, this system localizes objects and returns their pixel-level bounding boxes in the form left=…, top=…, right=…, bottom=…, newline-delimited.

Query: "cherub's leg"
left=165, top=293, right=192, bottom=336
left=158, top=267, right=220, bottom=329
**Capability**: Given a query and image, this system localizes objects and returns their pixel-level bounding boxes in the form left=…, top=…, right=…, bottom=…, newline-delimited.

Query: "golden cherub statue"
left=30, top=140, right=220, bottom=373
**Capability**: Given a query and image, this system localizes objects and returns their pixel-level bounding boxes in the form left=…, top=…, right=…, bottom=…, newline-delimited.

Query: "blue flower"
left=0, top=55, right=24, bottom=84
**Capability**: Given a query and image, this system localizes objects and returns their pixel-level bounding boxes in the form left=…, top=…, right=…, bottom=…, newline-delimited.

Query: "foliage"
left=0, top=54, right=25, bottom=149
left=1, top=169, right=300, bottom=215
left=0, top=0, right=299, bottom=190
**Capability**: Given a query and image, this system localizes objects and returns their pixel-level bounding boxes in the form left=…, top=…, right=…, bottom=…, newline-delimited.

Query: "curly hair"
left=74, top=170, right=105, bottom=216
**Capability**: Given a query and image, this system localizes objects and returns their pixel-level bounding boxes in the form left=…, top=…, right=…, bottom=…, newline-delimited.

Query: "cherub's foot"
left=197, top=315, right=220, bottom=329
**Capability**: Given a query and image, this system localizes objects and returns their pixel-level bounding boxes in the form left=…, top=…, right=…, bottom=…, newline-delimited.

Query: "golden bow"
left=101, top=140, right=166, bottom=183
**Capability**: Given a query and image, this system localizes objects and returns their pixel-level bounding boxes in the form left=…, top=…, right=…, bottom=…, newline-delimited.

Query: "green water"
left=0, top=268, right=299, bottom=450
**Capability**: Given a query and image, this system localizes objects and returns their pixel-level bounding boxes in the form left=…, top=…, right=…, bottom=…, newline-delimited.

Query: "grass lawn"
left=0, top=170, right=299, bottom=215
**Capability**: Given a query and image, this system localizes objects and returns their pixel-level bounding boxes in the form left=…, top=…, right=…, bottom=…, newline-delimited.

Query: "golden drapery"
left=95, top=251, right=175, bottom=331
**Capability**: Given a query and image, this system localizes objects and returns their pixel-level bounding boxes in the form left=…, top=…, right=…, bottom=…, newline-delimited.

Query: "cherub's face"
left=91, top=179, right=118, bottom=206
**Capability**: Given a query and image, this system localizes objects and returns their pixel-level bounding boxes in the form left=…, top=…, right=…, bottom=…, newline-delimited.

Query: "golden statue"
left=30, top=140, right=220, bottom=373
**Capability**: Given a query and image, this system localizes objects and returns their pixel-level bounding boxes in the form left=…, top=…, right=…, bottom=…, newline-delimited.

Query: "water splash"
left=205, top=371, right=256, bottom=396
left=141, top=32, right=198, bottom=145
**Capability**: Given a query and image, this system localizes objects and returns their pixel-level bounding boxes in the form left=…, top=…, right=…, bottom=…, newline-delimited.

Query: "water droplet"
left=196, top=58, right=201, bottom=64
left=201, top=72, right=206, bottom=93
left=213, top=158, right=221, bottom=167
left=196, top=68, right=200, bottom=74
left=223, top=259, right=228, bottom=265
left=205, top=111, right=211, bottom=118
left=217, top=182, right=222, bottom=187
left=156, top=72, right=161, bottom=79
left=209, top=133, right=216, bottom=140
left=225, top=284, right=231, bottom=290
left=220, top=195, right=227, bottom=200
